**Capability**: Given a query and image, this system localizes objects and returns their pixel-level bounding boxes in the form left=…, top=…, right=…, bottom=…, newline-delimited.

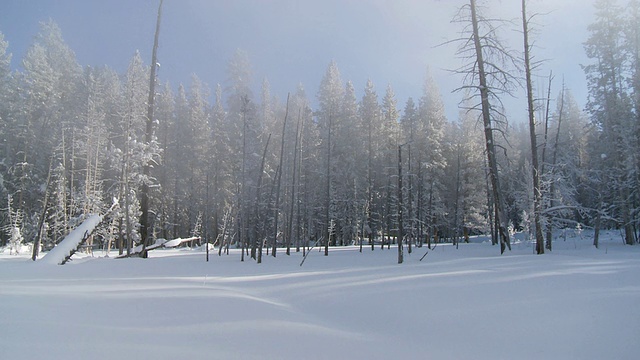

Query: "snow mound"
left=40, top=215, right=102, bottom=265
left=163, top=237, right=199, bottom=248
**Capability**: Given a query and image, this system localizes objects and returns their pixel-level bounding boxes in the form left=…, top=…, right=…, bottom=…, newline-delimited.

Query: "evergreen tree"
left=416, top=72, right=448, bottom=246
left=15, top=20, right=81, bottom=238
left=584, top=0, right=636, bottom=245
left=316, top=61, right=344, bottom=253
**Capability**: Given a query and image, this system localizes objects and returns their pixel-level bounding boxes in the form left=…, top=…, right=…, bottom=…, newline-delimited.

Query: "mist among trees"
left=0, top=0, right=638, bottom=259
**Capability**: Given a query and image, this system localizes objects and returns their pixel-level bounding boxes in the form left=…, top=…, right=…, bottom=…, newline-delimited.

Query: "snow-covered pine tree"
left=360, top=79, right=381, bottom=249
left=3, top=195, right=23, bottom=254
left=316, top=61, right=344, bottom=254
left=14, top=20, right=81, bottom=240
left=381, top=86, right=400, bottom=248
left=225, top=49, right=259, bottom=251
left=153, top=82, right=175, bottom=241
left=416, top=72, right=448, bottom=247
left=584, top=0, right=636, bottom=245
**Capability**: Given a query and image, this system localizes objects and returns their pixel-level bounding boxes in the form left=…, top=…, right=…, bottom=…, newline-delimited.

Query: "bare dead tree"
left=287, top=111, right=301, bottom=255
left=254, top=134, right=271, bottom=263
left=540, top=71, right=554, bottom=250
left=450, top=0, right=520, bottom=253
left=521, top=0, right=545, bottom=254
left=140, top=0, right=163, bottom=258
left=549, top=80, right=566, bottom=250
left=272, top=94, right=290, bottom=257
left=32, top=156, right=54, bottom=260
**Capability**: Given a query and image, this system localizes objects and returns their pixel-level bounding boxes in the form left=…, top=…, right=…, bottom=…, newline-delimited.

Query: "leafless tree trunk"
left=287, top=112, right=301, bottom=255
left=397, top=144, right=405, bottom=264
left=521, top=0, right=544, bottom=254
left=468, top=0, right=511, bottom=253
left=140, top=0, right=163, bottom=258
left=325, top=112, right=332, bottom=256
left=254, top=134, right=271, bottom=263
left=540, top=72, right=554, bottom=251
left=272, top=94, right=290, bottom=257
left=32, top=157, right=53, bottom=261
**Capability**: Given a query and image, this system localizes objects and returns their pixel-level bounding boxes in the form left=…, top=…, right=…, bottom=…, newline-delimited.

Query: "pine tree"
left=584, top=0, right=636, bottom=245
left=416, top=72, right=448, bottom=248
left=316, top=61, right=344, bottom=254
left=16, top=20, right=81, bottom=236
left=360, top=80, right=381, bottom=249
left=154, top=82, right=175, bottom=241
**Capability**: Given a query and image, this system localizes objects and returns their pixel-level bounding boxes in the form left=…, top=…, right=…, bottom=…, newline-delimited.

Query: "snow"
left=1, top=231, right=639, bottom=359
left=39, top=214, right=102, bottom=265
left=162, top=236, right=199, bottom=248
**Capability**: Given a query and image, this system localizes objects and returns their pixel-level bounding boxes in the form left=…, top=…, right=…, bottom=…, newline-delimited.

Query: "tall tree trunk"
left=541, top=72, right=554, bottom=250
left=522, top=0, right=545, bottom=254
left=32, top=157, right=54, bottom=260
left=417, top=155, right=424, bottom=248
left=547, top=80, right=565, bottom=251
left=397, top=144, right=404, bottom=264
left=325, top=112, right=332, bottom=256
left=254, top=134, right=271, bottom=262
left=368, top=109, right=374, bottom=251
left=407, top=145, right=413, bottom=254
left=272, top=94, right=290, bottom=257
left=453, top=151, right=461, bottom=249
left=470, top=0, right=510, bottom=253
left=140, top=0, right=163, bottom=258
left=287, top=112, right=301, bottom=255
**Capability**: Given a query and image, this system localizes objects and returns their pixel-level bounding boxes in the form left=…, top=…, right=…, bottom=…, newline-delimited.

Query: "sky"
left=0, top=0, right=596, bottom=122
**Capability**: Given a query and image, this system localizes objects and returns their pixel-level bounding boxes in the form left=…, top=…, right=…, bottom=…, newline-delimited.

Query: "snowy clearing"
left=1, top=231, right=639, bottom=360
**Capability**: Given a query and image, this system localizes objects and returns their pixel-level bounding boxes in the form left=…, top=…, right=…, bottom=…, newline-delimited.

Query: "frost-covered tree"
left=584, top=0, right=636, bottom=245
left=446, top=103, right=489, bottom=243
left=13, top=20, right=81, bottom=237
left=316, top=61, right=344, bottom=254
left=544, top=89, right=589, bottom=241
left=3, top=195, right=24, bottom=255
left=380, top=86, right=400, bottom=247
left=225, top=49, right=259, bottom=251
left=0, top=32, right=13, bottom=246
left=154, top=82, right=175, bottom=241
left=111, top=51, right=149, bottom=254
left=415, top=72, right=448, bottom=247
left=331, top=79, right=361, bottom=247
left=209, top=83, right=233, bottom=247
left=360, top=79, right=381, bottom=249
left=186, top=75, right=211, bottom=241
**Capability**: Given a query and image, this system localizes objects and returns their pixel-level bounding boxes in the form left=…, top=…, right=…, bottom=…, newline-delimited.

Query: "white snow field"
left=1, top=231, right=639, bottom=360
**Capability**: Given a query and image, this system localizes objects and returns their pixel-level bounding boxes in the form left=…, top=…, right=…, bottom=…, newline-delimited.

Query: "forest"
left=0, top=0, right=639, bottom=261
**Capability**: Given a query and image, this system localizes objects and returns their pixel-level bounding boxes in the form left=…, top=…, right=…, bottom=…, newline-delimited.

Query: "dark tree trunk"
left=470, top=0, right=511, bottom=253
left=140, top=0, right=163, bottom=258
left=398, top=144, right=404, bottom=264
left=522, top=0, right=545, bottom=254
left=254, top=134, right=271, bottom=262
left=32, top=157, right=54, bottom=261
left=272, top=95, right=290, bottom=257
left=325, top=112, right=332, bottom=256
left=288, top=112, right=301, bottom=255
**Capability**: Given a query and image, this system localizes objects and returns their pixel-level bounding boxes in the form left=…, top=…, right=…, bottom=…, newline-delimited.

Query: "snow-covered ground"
left=1, top=231, right=639, bottom=360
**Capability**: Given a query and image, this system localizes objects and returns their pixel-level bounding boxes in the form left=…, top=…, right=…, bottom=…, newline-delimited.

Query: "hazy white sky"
left=0, top=0, right=596, bottom=121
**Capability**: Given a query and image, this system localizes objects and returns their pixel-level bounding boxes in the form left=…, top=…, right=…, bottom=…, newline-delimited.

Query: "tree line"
left=0, top=0, right=638, bottom=259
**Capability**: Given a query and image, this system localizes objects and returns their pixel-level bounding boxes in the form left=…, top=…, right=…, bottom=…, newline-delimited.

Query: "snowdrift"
left=2, top=231, right=639, bottom=359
